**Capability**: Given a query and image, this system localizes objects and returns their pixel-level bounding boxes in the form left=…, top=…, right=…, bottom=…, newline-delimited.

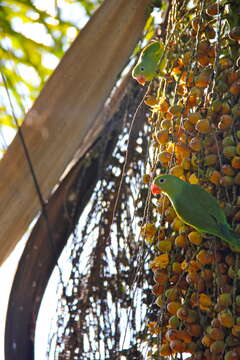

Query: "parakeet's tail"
left=220, top=224, right=240, bottom=252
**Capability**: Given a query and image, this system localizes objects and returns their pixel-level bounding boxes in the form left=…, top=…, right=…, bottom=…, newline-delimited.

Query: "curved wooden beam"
left=0, top=0, right=152, bottom=265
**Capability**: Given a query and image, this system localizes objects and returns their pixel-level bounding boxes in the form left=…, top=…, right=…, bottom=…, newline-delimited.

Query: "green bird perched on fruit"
left=132, top=40, right=167, bottom=86
left=151, top=174, right=240, bottom=252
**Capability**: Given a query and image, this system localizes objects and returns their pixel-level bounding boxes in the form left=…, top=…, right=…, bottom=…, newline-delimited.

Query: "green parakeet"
left=151, top=174, right=240, bottom=252
left=132, top=41, right=167, bottom=86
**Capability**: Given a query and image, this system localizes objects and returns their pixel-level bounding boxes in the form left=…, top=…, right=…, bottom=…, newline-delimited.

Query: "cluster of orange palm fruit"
left=141, top=0, right=240, bottom=359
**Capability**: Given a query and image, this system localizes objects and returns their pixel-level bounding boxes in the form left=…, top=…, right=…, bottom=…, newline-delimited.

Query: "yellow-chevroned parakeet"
left=151, top=174, right=240, bottom=252
left=132, top=41, right=167, bottom=86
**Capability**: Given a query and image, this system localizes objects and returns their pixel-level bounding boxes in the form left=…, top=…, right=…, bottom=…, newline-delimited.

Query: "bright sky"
left=0, top=1, right=89, bottom=359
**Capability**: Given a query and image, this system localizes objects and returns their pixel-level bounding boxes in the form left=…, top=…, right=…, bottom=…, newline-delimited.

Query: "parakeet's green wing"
left=171, top=183, right=228, bottom=236
left=190, top=184, right=228, bottom=225
left=140, top=42, right=161, bottom=59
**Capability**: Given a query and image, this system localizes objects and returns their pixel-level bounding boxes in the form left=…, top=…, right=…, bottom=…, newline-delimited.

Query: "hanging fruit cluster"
left=141, top=0, right=240, bottom=359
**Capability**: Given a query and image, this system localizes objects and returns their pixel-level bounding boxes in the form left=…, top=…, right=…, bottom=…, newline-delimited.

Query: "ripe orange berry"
left=206, top=4, right=219, bottom=16
left=170, top=339, right=186, bottom=353
left=172, top=65, right=182, bottom=75
left=140, top=223, right=157, bottom=239
left=198, top=54, right=210, bottom=67
left=159, top=99, right=169, bottom=113
left=191, top=87, right=204, bottom=98
left=188, top=112, right=202, bottom=125
left=176, top=306, right=189, bottom=321
left=169, top=104, right=183, bottom=116
left=221, top=164, right=235, bottom=176
left=231, top=156, right=240, bottom=169
left=197, top=249, right=213, bottom=265
left=211, top=99, right=222, bottom=113
left=217, top=310, right=234, bottom=328
left=202, top=334, right=213, bottom=347
left=199, top=293, right=212, bottom=310
left=218, top=114, right=233, bottom=130
left=158, top=240, right=172, bottom=252
left=186, top=95, right=198, bottom=108
left=201, top=268, right=213, bottom=281
left=230, top=81, right=240, bottom=96
left=219, top=57, right=232, bottom=70
left=209, top=170, right=221, bottom=185
left=167, top=301, right=182, bottom=315
left=165, top=111, right=173, bottom=121
left=144, top=95, right=158, bottom=106
left=188, top=231, right=202, bottom=245
left=227, top=71, right=239, bottom=85
left=186, top=272, right=199, bottom=286
left=172, top=261, right=182, bottom=274
left=176, top=84, right=187, bottom=96
left=158, top=151, right=172, bottom=165
left=195, top=119, right=211, bottom=134
left=161, top=118, right=172, bottom=130
left=208, top=327, right=225, bottom=341
left=189, top=137, right=202, bottom=152
left=232, top=325, right=240, bottom=337
left=187, top=323, right=202, bottom=337
left=188, top=173, right=199, bottom=184
left=142, top=174, right=151, bottom=184
left=177, top=330, right=192, bottom=343
left=169, top=165, right=184, bottom=177
left=153, top=270, right=168, bottom=285
left=183, top=119, right=195, bottom=132
left=175, top=143, right=190, bottom=160
left=155, top=129, right=169, bottom=145
left=221, top=102, right=231, bottom=114
left=175, top=234, right=188, bottom=248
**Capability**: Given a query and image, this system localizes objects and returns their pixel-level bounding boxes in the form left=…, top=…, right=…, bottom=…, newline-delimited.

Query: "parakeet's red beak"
left=135, top=75, right=146, bottom=86
left=151, top=183, right=161, bottom=195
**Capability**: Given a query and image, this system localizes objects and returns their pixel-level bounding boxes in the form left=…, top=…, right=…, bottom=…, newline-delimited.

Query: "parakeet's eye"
left=159, top=178, right=166, bottom=183
left=140, top=66, right=144, bottom=71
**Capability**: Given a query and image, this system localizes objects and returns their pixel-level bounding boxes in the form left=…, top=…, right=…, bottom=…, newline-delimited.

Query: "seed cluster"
left=142, top=1, right=240, bottom=359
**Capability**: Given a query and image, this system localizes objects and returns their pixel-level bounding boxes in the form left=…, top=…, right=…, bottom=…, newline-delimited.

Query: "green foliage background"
left=0, top=0, right=102, bottom=132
